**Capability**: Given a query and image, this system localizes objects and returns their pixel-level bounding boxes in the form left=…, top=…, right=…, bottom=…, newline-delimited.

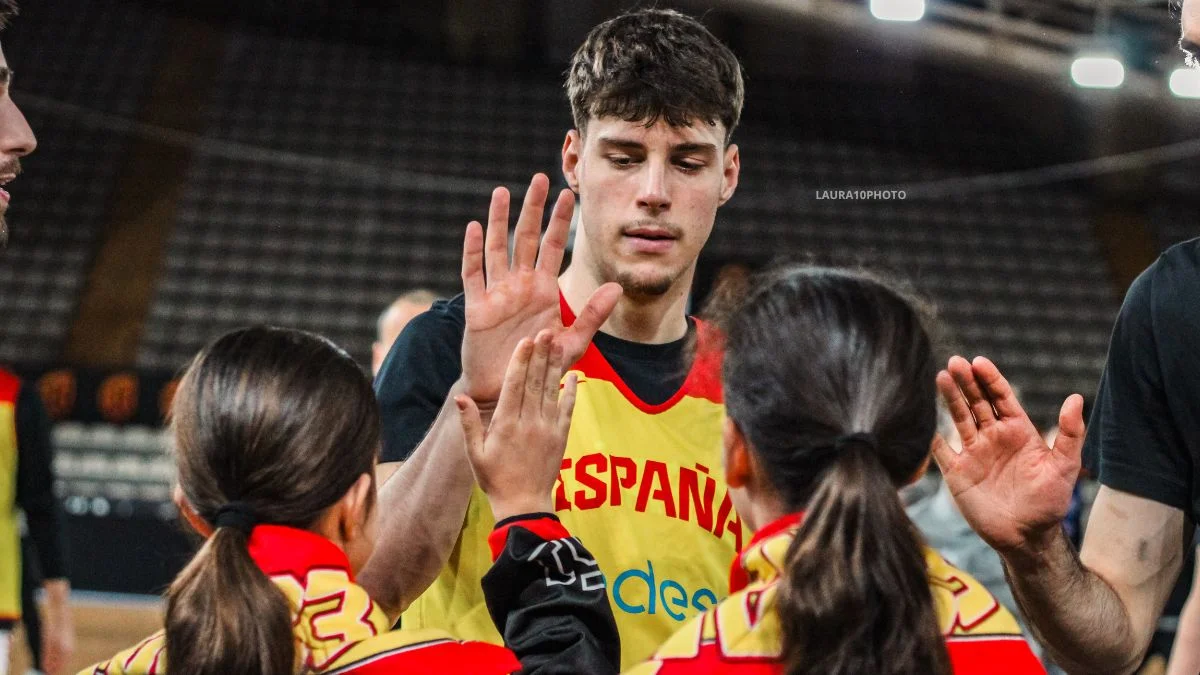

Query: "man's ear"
left=718, top=143, right=740, bottom=206
left=562, top=129, right=582, bottom=193
left=174, top=485, right=213, bottom=538
left=337, top=473, right=375, bottom=542
left=723, top=416, right=754, bottom=489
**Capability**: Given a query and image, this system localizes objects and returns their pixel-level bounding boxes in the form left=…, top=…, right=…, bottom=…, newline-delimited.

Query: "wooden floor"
left=7, top=594, right=163, bottom=674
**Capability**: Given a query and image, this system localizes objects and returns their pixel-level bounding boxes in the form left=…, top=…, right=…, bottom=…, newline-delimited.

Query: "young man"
left=366, top=9, right=743, bottom=666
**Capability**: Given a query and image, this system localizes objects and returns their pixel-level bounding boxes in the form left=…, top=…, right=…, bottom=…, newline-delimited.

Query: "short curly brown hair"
left=566, top=9, right=745, bottom=144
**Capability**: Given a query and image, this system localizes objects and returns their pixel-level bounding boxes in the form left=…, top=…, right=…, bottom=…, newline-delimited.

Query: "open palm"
left=459, top=173, right=621, bottom=404
left=932, top=355, right=1085, bottom=553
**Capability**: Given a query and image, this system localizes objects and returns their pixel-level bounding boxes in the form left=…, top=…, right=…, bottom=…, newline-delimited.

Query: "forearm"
left=1168, top=591, right=1200, bottom=675
left=358, top=379, right=480, bottom=618
left=41, top=578, right=70, bottom=617
left=1002, top=529, right=1147, bottom=674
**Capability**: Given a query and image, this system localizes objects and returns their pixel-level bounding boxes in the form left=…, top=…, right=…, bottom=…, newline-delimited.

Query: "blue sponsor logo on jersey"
left=613, top=561, right=718, bottom=621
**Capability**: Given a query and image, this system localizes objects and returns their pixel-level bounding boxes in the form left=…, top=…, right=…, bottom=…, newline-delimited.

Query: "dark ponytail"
left=719, top=266, right=949, bottom=675
left=165, top=528, right=296, bottom=675
left=778, top=443, right=948, bottom=675
left=164, top=327, right=381, bottom=675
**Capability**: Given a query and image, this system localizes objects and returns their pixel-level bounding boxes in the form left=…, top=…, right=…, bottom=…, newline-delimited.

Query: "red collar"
left=728, top=512, right=803, bottom=593
left=247, top=525, right=354, bottom=582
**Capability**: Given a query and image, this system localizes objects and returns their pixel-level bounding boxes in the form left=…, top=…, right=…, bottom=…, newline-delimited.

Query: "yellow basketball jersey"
left=0, top=370, right=22, bottom=621
left=404, top=301, right=740, bottom=668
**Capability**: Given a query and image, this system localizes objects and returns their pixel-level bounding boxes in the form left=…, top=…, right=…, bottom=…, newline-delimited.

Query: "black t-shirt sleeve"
left=1083, top=256, right=1192, bottom=513
left=15, top=382, right=69, bottom=580
left=374, top=295, right=466, bottom=463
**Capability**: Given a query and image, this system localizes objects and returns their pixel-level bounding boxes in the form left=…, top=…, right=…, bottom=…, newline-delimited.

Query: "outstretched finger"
left=536, top=188, right=576, bottom=274
left=461, top=220, right=485, bottom=301
left=971, top=356, right=1025, bottom=420
left=512, top=174, right=549, bottom=271
left=484, top=187, right=511, bottom=285
left=936, top=369, right=978, bottom=446
left=556, top=373, right=579, bottom=441
left=523, top=330, right=553, bottom=419
left=948, top=355, right=997, bottom=426
left=562, top=282, right=622, bottom=362
left=455, top=395, right=487, bottom=464
left=1054, top=393, right=1087, bottom=462
left=543, top=341, right=566, bottom=418
left=495, top=338, right=534, bottom=423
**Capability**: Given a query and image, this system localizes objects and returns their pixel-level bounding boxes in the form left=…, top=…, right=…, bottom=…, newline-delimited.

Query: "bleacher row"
left=0, top=0, right=1188, bottom=521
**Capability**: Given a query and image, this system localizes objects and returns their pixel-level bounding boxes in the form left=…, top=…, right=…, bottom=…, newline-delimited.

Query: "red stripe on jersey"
left=558, top=292, right=723, bottom=412
left=947, top=636, right=1047, bottom=674
left=488, top=517, right=571, bottom=561
left=336, top=639, right=521, bottom=674
left=0, top=368, right=19, bottom=405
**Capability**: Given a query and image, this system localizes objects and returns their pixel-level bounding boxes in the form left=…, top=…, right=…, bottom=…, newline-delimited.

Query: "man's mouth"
left=0, top=174, right=17, bottom=205
left=622, top=226, right=679, bottom=254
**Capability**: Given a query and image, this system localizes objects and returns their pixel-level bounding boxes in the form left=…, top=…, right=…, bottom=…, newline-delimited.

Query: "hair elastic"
left=214, top=501, right=258, bottom=537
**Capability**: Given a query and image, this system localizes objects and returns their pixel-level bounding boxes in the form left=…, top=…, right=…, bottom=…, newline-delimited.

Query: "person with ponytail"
left=81, top=326, right=619, bottom=675
left=624, top=266, right=1045, bottom=674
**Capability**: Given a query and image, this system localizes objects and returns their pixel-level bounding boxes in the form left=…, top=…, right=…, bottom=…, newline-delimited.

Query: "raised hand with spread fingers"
left=932, top=355, right=1085, bottom=553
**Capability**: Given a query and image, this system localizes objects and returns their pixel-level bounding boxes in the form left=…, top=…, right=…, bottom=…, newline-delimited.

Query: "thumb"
left=930, top=432, right=960, bottom=477
left=1054, top=393, right=1086, bottom=461
left=563, top=282, right=622, bottom=360
left=455, top=395, right=486, bottom=464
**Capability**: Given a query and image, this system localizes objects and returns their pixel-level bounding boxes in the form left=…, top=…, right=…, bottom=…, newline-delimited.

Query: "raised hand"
left=456, top=330, right=577, bottom=522
left=932, top=355, right=1086, bottom=554
left=459, top=173, right=622, bottom=405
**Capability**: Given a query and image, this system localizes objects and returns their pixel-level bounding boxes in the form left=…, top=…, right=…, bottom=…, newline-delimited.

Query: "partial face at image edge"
left=0, top=43, right=37, bottom=251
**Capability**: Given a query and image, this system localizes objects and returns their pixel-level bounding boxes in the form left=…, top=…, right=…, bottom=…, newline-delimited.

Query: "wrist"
left=451, top=378, right=498, bottom=423
left=489, top=497, right=555, bottom=524
left=998, top=525, right=1070, bottom=574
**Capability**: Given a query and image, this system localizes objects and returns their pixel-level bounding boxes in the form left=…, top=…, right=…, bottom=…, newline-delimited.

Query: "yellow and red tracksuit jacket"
left=81, top=515, right=618, bottom=674
left=625, top=513, right=1047, bottom=675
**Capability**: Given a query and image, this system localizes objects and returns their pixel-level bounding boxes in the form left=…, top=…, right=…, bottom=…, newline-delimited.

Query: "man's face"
left=1183, top=0, right=1200, bottom=66
left=0, top=45, right=37, bottom=250
left=562, top=116, right=739, bottom=300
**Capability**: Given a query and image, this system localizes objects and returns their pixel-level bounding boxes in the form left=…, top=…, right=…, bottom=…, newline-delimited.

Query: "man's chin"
left=614, top=270, right=677, bottom=298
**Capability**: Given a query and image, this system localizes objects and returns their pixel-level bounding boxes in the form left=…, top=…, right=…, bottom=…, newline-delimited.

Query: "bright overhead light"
left=870, top=0, right=924, bottom=22
left=1071, top=55, right=1125, bottom=89
left=1170, top=67, right=1200, bottom=98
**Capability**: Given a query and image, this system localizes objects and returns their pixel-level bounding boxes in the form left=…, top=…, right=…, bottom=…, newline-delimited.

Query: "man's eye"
left=608, top=156, right=635, bottom=168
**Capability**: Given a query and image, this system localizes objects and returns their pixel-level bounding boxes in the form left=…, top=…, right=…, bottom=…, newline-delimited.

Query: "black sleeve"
left=374, top=294, right=466, bottom=463
left=482, top=519, right=620, bottom=675
left=14, top=382, right=69, bottom=580
left=1082, top=258, right=1191, bottom=513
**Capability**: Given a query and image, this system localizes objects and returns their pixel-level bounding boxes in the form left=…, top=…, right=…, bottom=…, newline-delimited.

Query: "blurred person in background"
left=366, top=8, right=743, bottom=667
left=83, top=327, right=619, bottom=675
left=371, top=289, right=438, bottom=378
left=0, top=366, right=72, bottom=675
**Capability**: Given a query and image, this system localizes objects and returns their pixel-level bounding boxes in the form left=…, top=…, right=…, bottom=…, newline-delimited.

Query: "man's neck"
left=559, top=264, right=692, bottom=344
